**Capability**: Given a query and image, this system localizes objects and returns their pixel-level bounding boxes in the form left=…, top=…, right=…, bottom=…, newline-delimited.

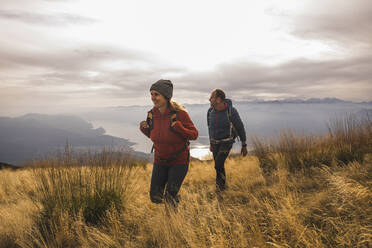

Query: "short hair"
left=213, top=89, right=226, bottom=100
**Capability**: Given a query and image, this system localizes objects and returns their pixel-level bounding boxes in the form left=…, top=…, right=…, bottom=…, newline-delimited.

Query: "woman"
left=139, top=79, right=198, bottom=209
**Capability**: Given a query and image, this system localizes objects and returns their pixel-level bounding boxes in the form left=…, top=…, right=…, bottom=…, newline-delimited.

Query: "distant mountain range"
left=247, top=97, right=350, bottom=104
left=232, top=98, right=371, bottom=105
left=111, top=98, right=372, bottom=110
left=0, top=114, right=149, bottom=165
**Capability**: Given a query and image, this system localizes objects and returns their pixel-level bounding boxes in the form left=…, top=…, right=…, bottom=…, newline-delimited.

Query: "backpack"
left=146, top=109, right=190, bottom=163
left=207, top=105, right=239, bottom=142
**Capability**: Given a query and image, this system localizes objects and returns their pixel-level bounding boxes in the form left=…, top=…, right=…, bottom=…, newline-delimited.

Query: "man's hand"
left=209, top=145, right=212, bottom=152
left=241, top=145, right=248, bottom=157
left=140, top=121, right=149, bottom=129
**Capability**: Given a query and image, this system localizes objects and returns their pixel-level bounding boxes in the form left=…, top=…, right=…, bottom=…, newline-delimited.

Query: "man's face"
left=209, top=91, right=219, bottom=107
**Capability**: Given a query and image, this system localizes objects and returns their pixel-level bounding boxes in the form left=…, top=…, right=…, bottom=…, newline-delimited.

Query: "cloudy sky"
left=1, top=0, right=371, bottom=116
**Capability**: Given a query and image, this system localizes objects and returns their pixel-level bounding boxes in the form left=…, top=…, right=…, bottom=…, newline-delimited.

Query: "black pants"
left=211, top=143, right=233, bottom=191
left=150, top=164, right=189, bottom=208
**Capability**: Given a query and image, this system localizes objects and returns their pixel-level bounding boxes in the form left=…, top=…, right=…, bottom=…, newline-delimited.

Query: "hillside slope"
left=0, top=155, right=371, bottom=248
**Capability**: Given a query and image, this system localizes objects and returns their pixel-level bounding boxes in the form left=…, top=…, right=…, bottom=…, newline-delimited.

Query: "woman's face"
left=151, top=90, right=167, bottom=109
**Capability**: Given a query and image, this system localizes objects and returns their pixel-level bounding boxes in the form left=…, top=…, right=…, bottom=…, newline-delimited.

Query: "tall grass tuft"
left=34, top=164, right=135, bottom=226
left=28, top=146, right=142, bottom=247
left=252, top=114, right=372, bottom=173
left=328, top=114, right=372, bottom=165
left=276, top=131, right=334, bottom=172
left=251, top=136, right=278, bottom=175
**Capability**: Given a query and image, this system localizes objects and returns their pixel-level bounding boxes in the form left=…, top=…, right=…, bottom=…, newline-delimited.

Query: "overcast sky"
left=1, top=0, right=371, bottom=116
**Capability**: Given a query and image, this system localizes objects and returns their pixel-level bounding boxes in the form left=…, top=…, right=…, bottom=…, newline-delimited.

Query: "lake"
left=87, top=102, right=372, bottom=160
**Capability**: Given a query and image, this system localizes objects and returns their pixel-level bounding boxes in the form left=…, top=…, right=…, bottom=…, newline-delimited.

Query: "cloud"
left=1, top=41, right=371, bottom=115
left=154, top=0, right=372, bottom=101
left=1, top=0, right=371, bottom=116
left=0, top=10, right=98, bottom=26
left=161, top=0, right=370, bottom=102
left=0, top=44, right=149, bottom=72
left=288, top=0, right=372, bottom=47
left=0, top=41, right=186, bottom=110
left=175, top=52, right=372, bottom=101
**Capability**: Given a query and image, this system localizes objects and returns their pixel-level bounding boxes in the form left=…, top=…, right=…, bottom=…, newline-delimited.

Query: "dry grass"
left=0, top=151, right=371, bottom=247
left=252, top=114, right=372, bottom=174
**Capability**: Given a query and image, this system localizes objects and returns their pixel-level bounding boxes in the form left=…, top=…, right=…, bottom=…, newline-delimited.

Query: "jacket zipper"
left=214, top=110, right=217, bottom=139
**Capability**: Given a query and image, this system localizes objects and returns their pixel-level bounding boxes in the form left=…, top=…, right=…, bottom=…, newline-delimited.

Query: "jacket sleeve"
left=207, top=108, right=212, bottom=140
left=231, top=107, right=246, bottom=142
left=172, top=111, right=199, bottom=140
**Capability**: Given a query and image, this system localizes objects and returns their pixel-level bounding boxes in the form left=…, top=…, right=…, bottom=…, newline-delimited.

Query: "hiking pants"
left=150, top=163, right=189, bottom=208
left=211, top=143, right=233, bottom=191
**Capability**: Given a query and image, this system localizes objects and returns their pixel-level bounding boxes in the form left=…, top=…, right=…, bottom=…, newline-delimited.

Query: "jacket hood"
left=225, top=98, right=232, bottom=108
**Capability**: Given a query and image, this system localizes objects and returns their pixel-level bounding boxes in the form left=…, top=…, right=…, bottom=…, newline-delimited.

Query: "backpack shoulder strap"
left=207, top=107, right=213, bottom=127
left=169, top=110, right=190, bottom=145
left=226, top=105, right=239, bottom=140
left=146, top=109, right=155, bottom=153
left=169, top=110, right=178, bottom=127
left=146, top=109, right=154, bottom=132
left=227, top=105, right=232, bottom=119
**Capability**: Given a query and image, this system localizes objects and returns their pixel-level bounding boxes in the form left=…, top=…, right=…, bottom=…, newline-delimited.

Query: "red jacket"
left=140, top=107, right=198, bottom=166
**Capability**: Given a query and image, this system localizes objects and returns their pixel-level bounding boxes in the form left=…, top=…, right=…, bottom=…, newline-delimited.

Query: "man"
left=207, top=89, right=247, bottom=192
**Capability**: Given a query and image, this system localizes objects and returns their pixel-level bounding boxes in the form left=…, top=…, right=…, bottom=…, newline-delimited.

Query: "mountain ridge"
left=105, top=97, right=372, bottom=109
left=0, top=114, right=148, bottom=165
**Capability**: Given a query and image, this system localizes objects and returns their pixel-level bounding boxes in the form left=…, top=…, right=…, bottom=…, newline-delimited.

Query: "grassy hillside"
left=0, top=116, right=371, bottom=248
left=0, top=157, right=371, bottom=247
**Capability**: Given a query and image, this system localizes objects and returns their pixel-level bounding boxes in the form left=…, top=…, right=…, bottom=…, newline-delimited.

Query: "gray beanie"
left=150, top=79, right=173, bottom=99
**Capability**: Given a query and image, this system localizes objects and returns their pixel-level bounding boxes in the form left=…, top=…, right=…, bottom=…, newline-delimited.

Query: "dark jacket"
left=140, top=107, right=198, bottom=166
left=207, top=99, right=246, bottom=144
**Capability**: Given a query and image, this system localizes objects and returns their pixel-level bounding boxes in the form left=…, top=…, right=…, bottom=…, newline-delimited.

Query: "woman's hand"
left=140, top=121, right=149, bottom=129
